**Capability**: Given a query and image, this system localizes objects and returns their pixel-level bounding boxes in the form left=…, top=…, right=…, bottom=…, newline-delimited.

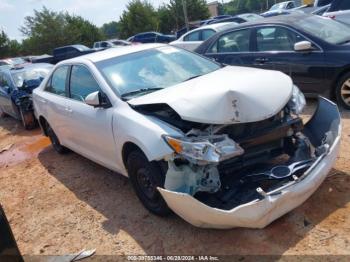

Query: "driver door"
left=64, top=64, right=117, bottom=170
left=250, top=26, right=325, bottom=94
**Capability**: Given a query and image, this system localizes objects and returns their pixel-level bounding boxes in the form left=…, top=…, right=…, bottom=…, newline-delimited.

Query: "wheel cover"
left=136, top=168, right=157, bottom=200
left=341, top=79, right=350, bottom=106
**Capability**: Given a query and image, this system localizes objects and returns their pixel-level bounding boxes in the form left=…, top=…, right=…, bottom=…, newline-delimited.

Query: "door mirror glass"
left=294, top=41, right=313, bottom=51
left=85, top=91, right=100, bottom=107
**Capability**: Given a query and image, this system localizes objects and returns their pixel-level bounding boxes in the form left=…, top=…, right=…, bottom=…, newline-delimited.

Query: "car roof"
left=221, top=12, right=312, bottom=30
left=60, top=43, right=165, bottom=64
left=181, top=22, right=237, bottom=38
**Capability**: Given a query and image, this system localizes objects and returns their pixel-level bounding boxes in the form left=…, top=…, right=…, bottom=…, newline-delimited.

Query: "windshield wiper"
left=183, top=74, right=203, bottom=82
left=121, top=87, right=163, bottom=100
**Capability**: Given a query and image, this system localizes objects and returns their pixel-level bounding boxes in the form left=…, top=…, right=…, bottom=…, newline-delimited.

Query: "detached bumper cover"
left=158, top=97, right=341, bottom=229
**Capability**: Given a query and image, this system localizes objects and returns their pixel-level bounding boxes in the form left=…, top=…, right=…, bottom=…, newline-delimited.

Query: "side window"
left=184, top=31, right=201, bottom=41
left=69, top=65, right=100, bottom=102
left=256, top=27, right=306, bottom=52
left=45, top=66, right=69, bottom=96
left=287, top=2, right=294, bottom=9
left=202, top=29, right=216, bottom=41
left=210, top=29, right=251, bottom=53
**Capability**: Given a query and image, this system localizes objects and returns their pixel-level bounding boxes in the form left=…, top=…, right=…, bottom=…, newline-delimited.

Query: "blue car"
left=0, top=63, right=52, bottom=129
left=131, top=32, right=176, bottom=43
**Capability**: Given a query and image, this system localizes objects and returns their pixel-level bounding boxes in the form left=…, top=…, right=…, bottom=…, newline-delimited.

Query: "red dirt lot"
left=0, top=102, right=349, bottom=259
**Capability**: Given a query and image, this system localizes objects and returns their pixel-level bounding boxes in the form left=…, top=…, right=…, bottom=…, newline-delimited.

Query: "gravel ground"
left=0, top=101, right=349, bottom=258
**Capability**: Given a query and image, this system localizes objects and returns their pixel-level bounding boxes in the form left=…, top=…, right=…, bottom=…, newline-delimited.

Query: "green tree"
left=0, top=30, right=10, bottom=57
left=119, top=0, right=158, bottom=39
left=64, top=14, right=103, bottom=46
left=20, top=6, right=102, bottom=54
left=100, top=21, right=120, bottom=39
left=157, top=4, right=174, bottom=34
left=167, top=0, right=210, bottom=30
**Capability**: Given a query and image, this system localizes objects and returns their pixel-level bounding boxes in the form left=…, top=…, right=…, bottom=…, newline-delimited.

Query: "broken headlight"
left=288, top=85, right=306, bottom=115
left=163, top=134, right=244, bottom=164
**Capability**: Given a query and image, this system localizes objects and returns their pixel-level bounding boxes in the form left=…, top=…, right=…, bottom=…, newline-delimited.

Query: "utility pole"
left=182, top=0, right=189, bottom=31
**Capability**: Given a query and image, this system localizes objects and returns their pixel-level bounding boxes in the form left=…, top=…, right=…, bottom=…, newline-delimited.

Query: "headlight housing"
left=163, top=134, right=244, bottom=164
left=288, top=85, right=306, bottom=115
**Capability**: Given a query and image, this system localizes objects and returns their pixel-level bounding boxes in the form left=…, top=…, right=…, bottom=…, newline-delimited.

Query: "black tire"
left=46, top=123, right=69, bottom=154
left=336, top=72, right=350, bottom=110
left=19, top=108, right=37, bottom=130
left=127, top=150, right=171, bottom=216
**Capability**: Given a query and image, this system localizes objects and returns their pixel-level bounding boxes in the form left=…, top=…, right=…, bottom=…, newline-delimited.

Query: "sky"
left=0, top=0, right=173, bottom=41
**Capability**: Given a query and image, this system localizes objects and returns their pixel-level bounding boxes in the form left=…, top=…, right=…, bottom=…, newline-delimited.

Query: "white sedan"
left=33, top=44, right=341, bottom=229
left=170, top=22, right=238, bottom=51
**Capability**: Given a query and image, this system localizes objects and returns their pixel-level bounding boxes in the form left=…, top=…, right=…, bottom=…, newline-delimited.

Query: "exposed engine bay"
left=134, top=96, right=338, bottom=212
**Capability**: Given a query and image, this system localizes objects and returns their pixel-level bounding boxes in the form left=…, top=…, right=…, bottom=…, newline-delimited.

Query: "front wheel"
left=127, top=150, right=171, bottom=216
left=336, top=72, right=350, bottom=110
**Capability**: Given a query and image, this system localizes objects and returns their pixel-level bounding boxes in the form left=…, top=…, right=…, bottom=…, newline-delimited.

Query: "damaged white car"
left=33, top=44, right=341, bottom=229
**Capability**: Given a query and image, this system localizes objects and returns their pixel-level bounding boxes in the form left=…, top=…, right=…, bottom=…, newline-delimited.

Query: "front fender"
left=113, top=104, right=181, bottom=174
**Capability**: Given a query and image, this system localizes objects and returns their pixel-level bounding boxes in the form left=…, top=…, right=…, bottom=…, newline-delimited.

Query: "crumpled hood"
left=128, top=66, right=293, bottom=124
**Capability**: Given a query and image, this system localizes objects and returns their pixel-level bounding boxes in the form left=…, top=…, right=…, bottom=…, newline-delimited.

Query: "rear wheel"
left=336, top=72, right=350, bottom=110
left=127, top=150, right=171, bottom=216
left=46, top=123, right=69, bottom=154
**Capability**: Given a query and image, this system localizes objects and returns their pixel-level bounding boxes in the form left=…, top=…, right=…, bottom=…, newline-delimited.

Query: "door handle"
left=255, top=57, right=269, bottom=63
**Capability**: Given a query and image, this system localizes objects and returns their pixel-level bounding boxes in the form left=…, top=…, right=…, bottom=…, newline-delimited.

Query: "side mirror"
left=85, top=91, right=111, bottom=108
left=294, top=41, right=313, bottom=52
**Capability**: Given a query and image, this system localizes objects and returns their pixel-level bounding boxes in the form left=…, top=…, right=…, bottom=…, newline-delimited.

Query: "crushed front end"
left=157, top=97, right=341, bottom=229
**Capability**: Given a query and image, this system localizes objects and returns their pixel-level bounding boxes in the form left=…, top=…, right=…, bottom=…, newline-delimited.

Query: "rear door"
left=204, top=28, right=255, bottom=66
left=249, top=25, right=325, bottom=94
left=177, top=30, right=202, bottom=51
left=38, top=65, right=71, bottom=143
left=64, top=64, right=117, bottom=169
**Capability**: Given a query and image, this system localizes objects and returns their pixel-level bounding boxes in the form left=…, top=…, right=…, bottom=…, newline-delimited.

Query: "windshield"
left=11, top=64, right=53, bottom=87
left=270, top=3, right=284, bottom=10
left=95, top=46, right=221, bottom=98
left=300, top=16, right=350, bottom=45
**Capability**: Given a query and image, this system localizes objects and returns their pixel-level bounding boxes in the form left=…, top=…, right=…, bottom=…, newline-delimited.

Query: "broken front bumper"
left=158, top=97, right=342, bottom=229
